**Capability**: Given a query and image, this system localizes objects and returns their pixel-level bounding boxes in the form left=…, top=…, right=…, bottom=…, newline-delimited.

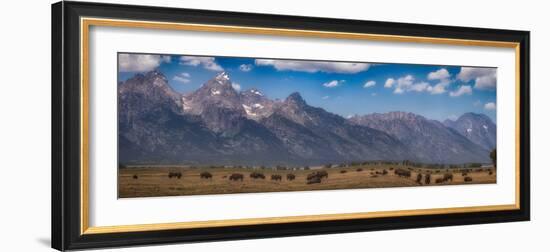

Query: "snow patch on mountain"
left=215, top=71, right=229, bottom=81
left=253, top=103, right=264, bottom=109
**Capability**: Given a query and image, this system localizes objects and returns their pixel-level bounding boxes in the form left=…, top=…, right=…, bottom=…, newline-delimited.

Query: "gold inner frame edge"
left=79, top=17, right=522, bottom=235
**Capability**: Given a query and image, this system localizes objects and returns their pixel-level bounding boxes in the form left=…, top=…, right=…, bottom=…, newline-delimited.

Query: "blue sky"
left=118, top=53, right=497, bottom=122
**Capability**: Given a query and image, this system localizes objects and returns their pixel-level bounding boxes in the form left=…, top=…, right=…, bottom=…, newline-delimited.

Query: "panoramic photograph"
left=117, top=53, right=497, bottom=198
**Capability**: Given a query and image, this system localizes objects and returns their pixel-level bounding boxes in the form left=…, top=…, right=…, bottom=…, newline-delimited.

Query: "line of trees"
left=120, top=150, right=497, bottom=170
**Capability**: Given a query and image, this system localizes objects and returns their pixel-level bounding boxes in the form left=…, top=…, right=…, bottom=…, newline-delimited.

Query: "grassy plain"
left=118, top=164, right=496, bottom=198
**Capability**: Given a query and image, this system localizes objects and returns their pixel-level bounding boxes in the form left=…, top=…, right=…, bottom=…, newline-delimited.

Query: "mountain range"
left=118, top=71, right=495, bottom=166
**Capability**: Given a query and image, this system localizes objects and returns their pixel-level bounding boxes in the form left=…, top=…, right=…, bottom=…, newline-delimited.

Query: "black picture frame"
left=52, top=1, right=530, bottom=251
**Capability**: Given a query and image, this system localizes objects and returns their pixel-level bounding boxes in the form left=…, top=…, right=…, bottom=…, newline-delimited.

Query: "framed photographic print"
left=52, top=1, right=530, bottom=250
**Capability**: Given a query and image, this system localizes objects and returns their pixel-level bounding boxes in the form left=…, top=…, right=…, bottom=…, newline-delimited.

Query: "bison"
left=435, top=173, right=453, bottom=184
left=200, top=172, right=212, bottom=179
left=425, top=174, right=431, bottom=184
left=250, top=172, right=266, bottom=179
left=286, top=174, right=296, bottom=181
left=306, top=171, right=328, bottom=184
left=464, top=176, right=473, bottom=182
left=416, top=173, right=423, bottom=184
left=394, top=168, right=411, bottom=178
left=132, top=174, right=138, bottom=179
left=168, top=172, right=182, bottom=179
left=314, top=170, right=328, bottom=179
left=229, top=173, right=244, bottom=181
left=307, top=176, right=322, bottom=184
left=443, top=173, right=453, bottom=182
left=356, top=168, right=363, bottom=172
left=340, top=170, right=347, bottom=174
left=271, top=174, right=282, bottom=181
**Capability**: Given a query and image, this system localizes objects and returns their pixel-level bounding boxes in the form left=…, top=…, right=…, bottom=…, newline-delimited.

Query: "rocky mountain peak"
left=348, top=111, right=491, bottom=163
left=196, top=71, right=238, bottom=96
left=240, top=89, right=275, bottom=121
left=285, top=92, right=306, bottom=107
left=202, top=71, right=232, bottom=88
left=444, top=112, right=496, bottom=150
left=215, top=71, right=230, bottom=81
left=119, top=70, right=180, bottom=102
left=181, top=71, right=243, bottom=116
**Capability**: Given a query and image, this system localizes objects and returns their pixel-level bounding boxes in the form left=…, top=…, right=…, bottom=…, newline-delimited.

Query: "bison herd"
left=130, top=166, right=487, bottom=186
left=393, top=167, right=480, bottom=185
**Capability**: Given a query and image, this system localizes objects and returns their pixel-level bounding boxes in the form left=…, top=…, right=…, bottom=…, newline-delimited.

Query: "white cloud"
left=427, top=83, right=447, bottom=94
left=239, top=64, right=253, bottom=72
left=484, top=102, right=496, bottom=110
left=428, top=68, right=451, bottom=81
left=384, top=78, right=395, bottom=88
left=387, top=73, right=450, bottom=95
left=371, top=93, right=377, bottom=96
left=180, top=56, right=223, bottom=71
left=118, top=54, right=171, bottom=72
left=255, top=59, right=370, bottom=74
left=323, top=80, right=343, bottom=88
left=457, top=67, right=496, bottom=90
left=363, top=80, right=376, bottom=88
left=394, top=75, right=429, bottom=94
left=410, top=82, right=430, bottom=92
left=475, top=74, right=497, bottom=89
left=449, top=85, right=472, bottom=97
left=172, top=72, right=191, bottom=84
left=231, top=82, right=241, bottom=91
left=173, top=76, right=190, bottom=83
left=394, top=88, right=405, bottom=94
left=426, top=68, right=452, bottom=94
left=394, top=75, right=414, bottom=94
left=322, top=95, right=330, bottom=99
